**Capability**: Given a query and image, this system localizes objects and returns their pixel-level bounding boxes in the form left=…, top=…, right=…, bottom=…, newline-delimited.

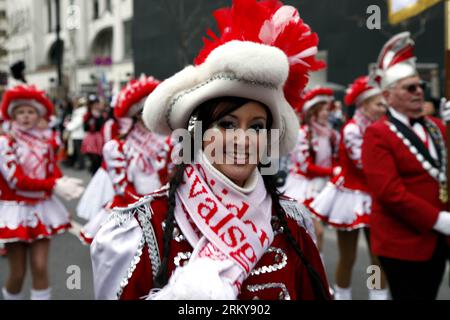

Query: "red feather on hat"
left=114, top=76, right=161, bottom=119
left=0, top=85, right=54, bottom=120
left=194, top=0, right=325, bottom=109
left=345, top=76, right=372, bottom=106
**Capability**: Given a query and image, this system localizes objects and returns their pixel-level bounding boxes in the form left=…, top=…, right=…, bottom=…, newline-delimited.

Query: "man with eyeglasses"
left=362, top=32, right=450, bottom=300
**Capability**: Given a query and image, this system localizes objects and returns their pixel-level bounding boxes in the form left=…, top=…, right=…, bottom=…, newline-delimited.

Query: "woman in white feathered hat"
left=0, top=85, right=84, bottom=300
left=90, top=0, right=331, bottom=300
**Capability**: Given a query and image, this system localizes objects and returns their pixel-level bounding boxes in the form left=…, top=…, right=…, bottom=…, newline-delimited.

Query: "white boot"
left=2, top=287, right=24, bottom=300
left=368, top=288, right=390, bottom=300
left=30, top=287, right=51, bottom=300
left=333, top=285, right=352, bottom=300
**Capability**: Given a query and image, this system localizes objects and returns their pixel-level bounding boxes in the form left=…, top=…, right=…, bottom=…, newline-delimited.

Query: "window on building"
left=105, top=0, right=112, bottom=13
left=47, top=0, right=53, bottom=33
left=93, top=0, right=100, bottom=20
left=124, top=20, right=132, bottom=59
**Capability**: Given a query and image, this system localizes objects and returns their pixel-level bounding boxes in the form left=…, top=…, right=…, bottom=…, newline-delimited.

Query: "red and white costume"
left=76, top=117, right=132, bottom=221
left=282, top=88, right=339, bottom=204
left=0, top=86, right=71, bottom=244
left=79, top=76, right=173, bottom=244
left=91, top=158, right=327, bottom=300
left=310, top=76, right=381, bottom=230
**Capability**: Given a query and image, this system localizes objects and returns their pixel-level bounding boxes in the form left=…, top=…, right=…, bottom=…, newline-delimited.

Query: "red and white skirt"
left=76, top=167, right=115, bottom=221
left=0, top=196, right=71, bottom=244
left=281, top=174, right=328, bottom=204
left=79, top=207, right=111, bottom=245
left=309, top=182, right=371, bottom=230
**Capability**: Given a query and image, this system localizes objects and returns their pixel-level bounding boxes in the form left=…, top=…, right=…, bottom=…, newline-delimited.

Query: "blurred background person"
left=65, top=97, right=88, bottom=170
left=81, top=94, right=109, bottom=176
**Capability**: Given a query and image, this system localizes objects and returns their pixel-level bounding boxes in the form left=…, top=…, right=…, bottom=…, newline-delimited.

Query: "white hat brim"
left=143, top=41, right=300, bottom=156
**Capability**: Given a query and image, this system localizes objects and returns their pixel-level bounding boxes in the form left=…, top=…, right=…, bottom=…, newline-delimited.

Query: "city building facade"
left=6, top=0, right=134, bottom=98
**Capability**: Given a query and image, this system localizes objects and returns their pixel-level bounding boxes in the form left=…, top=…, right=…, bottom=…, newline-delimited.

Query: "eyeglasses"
left=401, top=81, right=426, bottom=94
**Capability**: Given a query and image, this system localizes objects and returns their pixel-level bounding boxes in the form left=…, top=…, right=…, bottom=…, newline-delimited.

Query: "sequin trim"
left=250, top=247, right=287, bottom=276
left=246, top=283, right=291, bottom=300
left=386, top=121, right=447, bottom=184
left=280, top=198, right=315, bottom=239
left=116, top=236, right=145, bottom=299
left=136, top=203, right=161, bottom=279
left=166, top=72, right=277, bottom=131
left=173, top=252, right=192, bottom=267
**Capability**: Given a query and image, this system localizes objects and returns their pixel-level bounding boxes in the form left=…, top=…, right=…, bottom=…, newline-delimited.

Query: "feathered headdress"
left=142, top=0, right=324, bottom=156
left=114, top=75, right=161, bottom=119
left=0, top=85, right=54, bottom=120
left=345, top=76, right=381, bottom=107
left=195, top=0, right=325, bottom=108
left=375, top=32, right=417, bottom=89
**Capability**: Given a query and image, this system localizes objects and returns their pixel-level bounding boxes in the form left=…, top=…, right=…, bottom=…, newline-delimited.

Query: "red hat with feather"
left=344, top=76, right=381, bottom=107
left=114, top=75, right=161, bottom=119
left=375, top=32, right=417, bottom=90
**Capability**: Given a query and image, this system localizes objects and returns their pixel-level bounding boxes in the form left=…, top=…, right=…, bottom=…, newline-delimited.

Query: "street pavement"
left=1, top=166, right=449, bottom=300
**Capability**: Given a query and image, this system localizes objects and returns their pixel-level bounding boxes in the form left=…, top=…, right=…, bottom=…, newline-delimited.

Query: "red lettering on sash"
left=197, top=198, right=218, bottom=224
left=210, top=213, right=234, bottom=234
left=189, top=175, right=207, bottom=198
left=258, top=230, right=270, bottom=247
left=230, top=243, right=257, bottom=273
left=185, top=165, right=195, bottom=178
left=226, top=202, right=249, bottom=219
left=219, top=226, right=246, bottom=248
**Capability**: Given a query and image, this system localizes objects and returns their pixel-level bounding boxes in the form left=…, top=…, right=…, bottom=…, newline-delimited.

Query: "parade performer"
left=76, top=94, right=133, bottom=222
left=0, top=85, right=84, bottom=300
left=91, top=0, right=331, bottom=300
left=309, top=76, right=389, bottom=300
left=362, top=32, right=450, bottom=300
left=281, top=87, right=341, bottom=252
left=79, top=76, right=172, bottom=244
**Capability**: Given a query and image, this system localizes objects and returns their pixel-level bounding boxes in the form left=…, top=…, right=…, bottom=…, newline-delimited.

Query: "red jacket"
left=362, top=115, right=449, bottom=261
left=91, top=188, right=331, bottom=300
left=335, top=119, right=369, bottom=192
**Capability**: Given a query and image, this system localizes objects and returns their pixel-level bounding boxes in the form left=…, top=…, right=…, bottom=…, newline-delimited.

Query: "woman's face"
left=361, top=94, right=386, bottom=121
left=13, top=105, right=40, bottom=130
left=314, top=102, right=330, bottom=126
left=203, top=101, right=269, bottom=187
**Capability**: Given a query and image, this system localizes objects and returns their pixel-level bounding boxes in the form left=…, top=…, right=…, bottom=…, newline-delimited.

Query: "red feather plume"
left=344, top=76, right=374, bottom=106
left=194, top=0, right=325, bottom=109
left=114, top=76, right=161, bottom=119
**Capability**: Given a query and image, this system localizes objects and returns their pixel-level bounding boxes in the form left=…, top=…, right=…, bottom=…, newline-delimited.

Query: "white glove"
left=433, top=211, right=450, bottom=236
left=53, top=176, right=85, bottom=201
left=440, top=98, right=450, bottom=123
left=332, top=166, right=342, bottom=177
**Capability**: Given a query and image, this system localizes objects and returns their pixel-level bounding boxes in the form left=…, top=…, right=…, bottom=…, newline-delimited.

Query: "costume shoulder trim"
left=279, top=196, right=316, bottom=241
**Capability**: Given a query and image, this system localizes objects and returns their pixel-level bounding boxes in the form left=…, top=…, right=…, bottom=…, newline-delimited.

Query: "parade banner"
left=388, top=0, right=442, bottom=25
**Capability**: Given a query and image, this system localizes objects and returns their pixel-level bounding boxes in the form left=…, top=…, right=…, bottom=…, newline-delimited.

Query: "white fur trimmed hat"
left=143, top=0, right=324, bottom=156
